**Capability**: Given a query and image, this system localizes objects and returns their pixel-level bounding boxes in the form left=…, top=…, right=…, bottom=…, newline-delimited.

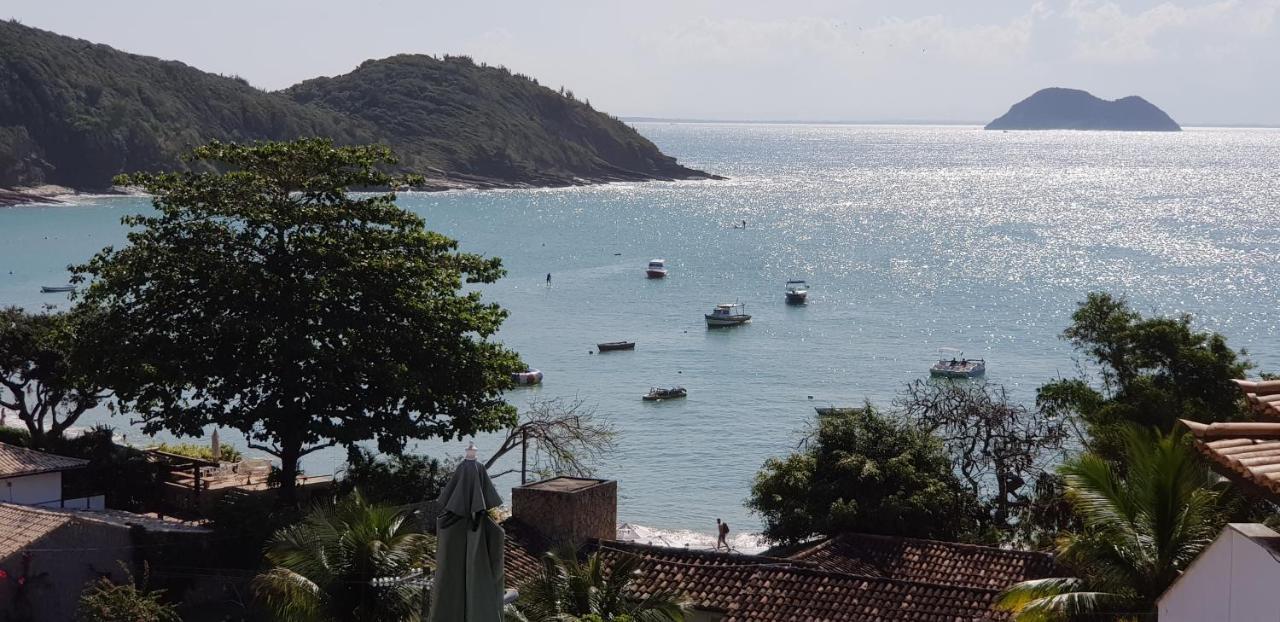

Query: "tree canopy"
left=747, top=406, right=982, bottom=544
left=0, top=306, right=107, bottom=448
left=1037, top=292, right=1251, bottom=458
left=73, top=139, right=523, bottom=502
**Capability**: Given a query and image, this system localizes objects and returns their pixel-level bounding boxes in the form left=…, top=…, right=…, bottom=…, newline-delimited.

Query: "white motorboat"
left=511, top=369, right=544, bottom=385
left=785, top=280, right=808, bottom=304
left=646, top=259, right=668, bottom=278
left=705, top=302, right=751, bottom=327
left=929, top=348, right=985, bottom=379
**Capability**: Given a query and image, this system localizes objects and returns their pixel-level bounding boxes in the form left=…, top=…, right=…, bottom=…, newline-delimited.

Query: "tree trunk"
left=277, top=435, right=301, bottom=506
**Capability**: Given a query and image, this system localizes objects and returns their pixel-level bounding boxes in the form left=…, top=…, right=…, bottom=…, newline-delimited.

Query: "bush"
left=152, top=441, right=242, bottom=463
left=338, top=447, right=450, bottom=507
left=76, top=564, right=180, bottom=622
left=0, top=425, right=31, bottom=447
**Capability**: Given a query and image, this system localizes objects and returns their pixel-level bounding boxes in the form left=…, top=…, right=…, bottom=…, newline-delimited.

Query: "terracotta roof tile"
left=0, top=502, right=72, bottom=559
left=592, top=540, right=802, bottom=611
left=786, top=533, right=1057, bottom=591
left=0, top=442, right=89, bottom=478
left=503, top=518, right=552, bottom=589
left=724, top=566, right=1005, bottom=622
left=1182, top=419, right=1280, bottom=502
left=1232, top=379, right=1280, bottom=419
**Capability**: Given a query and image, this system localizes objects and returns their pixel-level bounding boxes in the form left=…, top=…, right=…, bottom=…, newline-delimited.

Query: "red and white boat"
left=646, top=259, right=668, bottom=278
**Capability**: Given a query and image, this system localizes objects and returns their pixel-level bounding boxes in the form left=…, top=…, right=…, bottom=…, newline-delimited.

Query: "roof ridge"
left=833, top=531, right=1054, bottom=560
left=591, top=538, right=800, bottom=565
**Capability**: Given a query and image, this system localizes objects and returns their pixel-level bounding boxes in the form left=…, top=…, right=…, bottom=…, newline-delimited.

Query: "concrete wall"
left=0, top=471, right=61, bottom=505
left=1158, top=524, right=1280, bottom=622
left=511, top=478, right=617, bottom=550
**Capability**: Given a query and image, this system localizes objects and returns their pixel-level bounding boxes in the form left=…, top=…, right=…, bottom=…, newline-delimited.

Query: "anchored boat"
left=40, top=285, right=75, bottom=293
left=597, top=341, right=636, bottom=352
left=785, top=280, right=809, bottom=304
left=705, top=302, right=751, bottom=327
left=511, top=369, right=544, bottom=385
left=646, top=259, right=668, bottom=278
left=643, top=386, right=686, bottom=401
left=929, top=348, right=985, bottom=379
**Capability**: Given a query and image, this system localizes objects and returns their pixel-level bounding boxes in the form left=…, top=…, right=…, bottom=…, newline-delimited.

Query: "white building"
left=0, top=441, right=103, bottom=509
left=1157, top=523, right=1280, bottom=622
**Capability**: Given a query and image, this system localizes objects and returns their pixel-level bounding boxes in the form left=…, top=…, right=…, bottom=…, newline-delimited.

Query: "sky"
left=6, top=0, right=1280, bottom=125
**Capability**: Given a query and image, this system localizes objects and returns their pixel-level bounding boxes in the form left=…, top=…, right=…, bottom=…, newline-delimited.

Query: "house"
left=0, top=441, right=103, bottom=509
left=1160, top=378, right=1280, bottom=621
left=1157, top=523, right=1280, bottom=622
left=0, top=502, right=209, bottom=621
left=502, top=476, right=1055, bottom=621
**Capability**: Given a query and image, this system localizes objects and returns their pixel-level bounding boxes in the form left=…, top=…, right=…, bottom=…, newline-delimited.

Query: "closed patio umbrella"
left=429, top=442, right=505, bottom=622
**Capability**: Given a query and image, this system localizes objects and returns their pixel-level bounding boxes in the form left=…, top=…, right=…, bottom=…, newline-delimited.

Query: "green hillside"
left=0, top=20, right=712, bottom=190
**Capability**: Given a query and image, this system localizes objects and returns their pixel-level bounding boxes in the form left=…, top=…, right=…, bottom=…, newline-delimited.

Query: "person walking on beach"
left=546, top=273, right=551, bottom=286
left=716, top=518, right=730, bottom=551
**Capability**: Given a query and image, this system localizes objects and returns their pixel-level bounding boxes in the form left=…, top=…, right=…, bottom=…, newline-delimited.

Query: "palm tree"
left=996, top=425, right=1223, bottom=621
left=507, top=551, right=686, bottom=622
left=253, top=490, right=433, bottom=622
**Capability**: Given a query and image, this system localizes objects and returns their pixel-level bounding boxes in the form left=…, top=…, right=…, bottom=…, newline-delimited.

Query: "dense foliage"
left=338, top=447, right=451, bottom=507
left=997, top=426, right=1226, bottom=621
left=1037, top=292, right=1250, bottom=459
left=0, top=306, right=107, bottom=448
left=747, top=406, right=982, bottom=544
left=0, top=20, right=709, bottom=189
left=74, top=139, right=523, bottom=502
left=508, top=551, right=686, bottom=622
left=253, top=491, right=433, bottom=622
left=76, top=565, right=181, bottom=622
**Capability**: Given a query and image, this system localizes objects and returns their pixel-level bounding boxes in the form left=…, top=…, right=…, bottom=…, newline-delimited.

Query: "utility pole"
left=520, top=428, right=528, bottom=485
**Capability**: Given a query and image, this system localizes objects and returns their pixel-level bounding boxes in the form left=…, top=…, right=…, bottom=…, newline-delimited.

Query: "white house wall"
left=1158, top=525, right=1280, bottom=622
left=0, top=472, right=62, bottom=506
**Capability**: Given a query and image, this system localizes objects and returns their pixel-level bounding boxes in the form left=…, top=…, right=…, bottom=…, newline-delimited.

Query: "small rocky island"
left=985, top=88, right=1180, bottom=131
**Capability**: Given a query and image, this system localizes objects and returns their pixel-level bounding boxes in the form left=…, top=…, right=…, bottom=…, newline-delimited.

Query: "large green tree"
left=73, top=139, right=522, bottom=502
left=0, top=307, right=107, bottom=448
left=1038, top=292, right=1250, bottom=459
left=253, top=491, right=432, bottom=622
left=746, top=406, right=982, bottom=544
left=997, top=426, right=1225, bottom=621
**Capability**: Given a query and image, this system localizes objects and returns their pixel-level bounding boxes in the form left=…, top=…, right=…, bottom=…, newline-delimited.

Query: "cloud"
left=648, top=9, right=1045, bottom=71
left=1064, top=0, right=1280, bottom=63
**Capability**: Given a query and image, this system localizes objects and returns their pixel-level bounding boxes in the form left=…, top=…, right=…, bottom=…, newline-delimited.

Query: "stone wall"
left=511, top=477, right=617, bottom=550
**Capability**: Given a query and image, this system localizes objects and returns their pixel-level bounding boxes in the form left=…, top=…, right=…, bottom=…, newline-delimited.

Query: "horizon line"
left=620, top=116, right=1280, bottom=129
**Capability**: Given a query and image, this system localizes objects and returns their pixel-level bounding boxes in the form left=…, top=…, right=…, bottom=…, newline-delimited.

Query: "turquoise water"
left=3, top=124, right=1280, bottom=542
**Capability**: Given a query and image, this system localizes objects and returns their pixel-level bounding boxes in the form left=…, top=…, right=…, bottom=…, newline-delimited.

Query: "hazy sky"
left=6, top=0, right=1279, bottom=125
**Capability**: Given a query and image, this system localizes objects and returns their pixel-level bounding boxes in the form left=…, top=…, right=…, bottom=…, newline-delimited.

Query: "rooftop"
left=0, top=441, right=89, bottom=478
left=0, top=502, right=73, bottom=558
left=503, top=527, right=1046, bottom=621
left=516, top=476, right=609, bottom=493
left=783, top=532, right=1057, bottom=591
left=1181, top=418, right=1280, bottom=502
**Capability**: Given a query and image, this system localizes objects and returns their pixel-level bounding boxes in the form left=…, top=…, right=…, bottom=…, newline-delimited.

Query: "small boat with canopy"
left=705, top=302, right=751, bottom=327
left=785, top=280, right=808, bottom=304
left=929, top=348, right=985, bottom=379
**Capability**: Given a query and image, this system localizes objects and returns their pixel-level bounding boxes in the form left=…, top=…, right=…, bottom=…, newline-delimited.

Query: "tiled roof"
left=592, top=540, right=803, bottom=612
left=1233, top=379, right=1280, bottom=418
left=1181, top=419, right=1280, bottom=502
left=0, top=502, right=72, bottom=559
left=786, top=533, right=1056, bottom=591
left=0, top=441, right=89, bottom=478
left=504, top=518, right=551, bottom=589
left=724, top=566, right=1004, bottom=622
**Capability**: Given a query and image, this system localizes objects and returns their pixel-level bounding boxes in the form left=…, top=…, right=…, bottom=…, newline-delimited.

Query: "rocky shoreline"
left=0, top=186, right=65, bottom=207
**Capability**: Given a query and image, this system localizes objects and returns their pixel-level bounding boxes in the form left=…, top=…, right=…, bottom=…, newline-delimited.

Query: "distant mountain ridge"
left=985, top=88, right=1180, bottom=131
left=0, top=20, right=715, bottom=192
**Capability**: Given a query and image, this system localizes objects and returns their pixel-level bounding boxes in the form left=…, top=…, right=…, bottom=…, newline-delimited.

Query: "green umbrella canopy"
left=429, top=446, right=505, bottom=622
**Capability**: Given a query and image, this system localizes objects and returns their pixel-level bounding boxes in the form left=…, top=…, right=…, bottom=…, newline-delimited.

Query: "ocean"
left=3, top=123, right=1279, bottom=548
